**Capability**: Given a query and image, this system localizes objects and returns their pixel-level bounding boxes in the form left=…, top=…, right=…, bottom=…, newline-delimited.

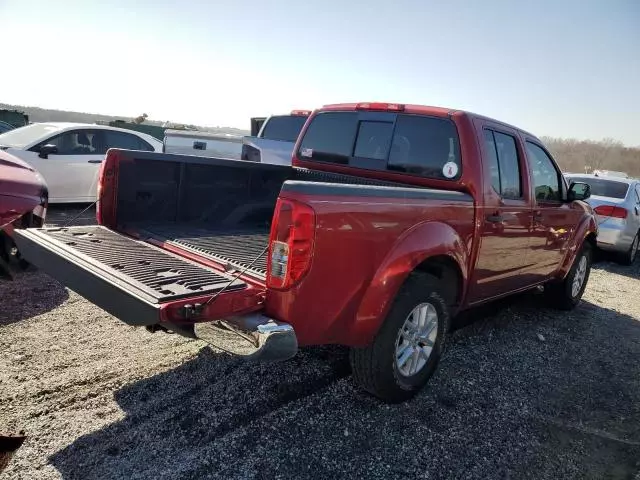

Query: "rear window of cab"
left=297, top=111, right=461, bottom=180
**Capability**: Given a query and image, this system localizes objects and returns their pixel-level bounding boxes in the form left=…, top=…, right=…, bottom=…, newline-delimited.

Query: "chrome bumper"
left=193, top=313, right=298, bottom=362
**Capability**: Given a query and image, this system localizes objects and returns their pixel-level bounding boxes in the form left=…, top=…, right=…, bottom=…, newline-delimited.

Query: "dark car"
left=0, top=121, right=15, bottom=134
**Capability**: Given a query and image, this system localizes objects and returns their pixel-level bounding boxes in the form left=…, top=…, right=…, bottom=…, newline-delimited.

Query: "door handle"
left=87, top=159, right=103, bottom=164
left=486, top=214, right=503, bottom=223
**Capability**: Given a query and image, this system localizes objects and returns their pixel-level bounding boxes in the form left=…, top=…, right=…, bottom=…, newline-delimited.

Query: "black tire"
left=350, top=272, right=450, bottom=403
left=620, top=232, right=639, bottom=266
left=546, top=242, right=592, bottom=310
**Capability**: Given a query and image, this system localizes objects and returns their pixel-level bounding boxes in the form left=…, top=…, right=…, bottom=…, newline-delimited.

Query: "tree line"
left=542, top=137, right=640, bottom=178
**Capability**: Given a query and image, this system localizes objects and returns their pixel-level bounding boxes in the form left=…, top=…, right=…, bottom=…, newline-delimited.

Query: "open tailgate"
left=13, top=225, right=250, bottom=326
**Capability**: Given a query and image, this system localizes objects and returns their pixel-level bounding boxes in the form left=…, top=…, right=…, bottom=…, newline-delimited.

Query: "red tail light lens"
left=290, top=109, right=311, bottom=116
left=355, top=102, right=405, bottom=112
left=267, top=198, right=315, bottom=289
left=594, top=205, right=627, bottom=219
left=96, top=150, right=119, bottom=227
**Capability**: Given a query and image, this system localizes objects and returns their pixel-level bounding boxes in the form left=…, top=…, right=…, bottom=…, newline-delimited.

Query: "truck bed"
left=14, top=151, right=417, bottom=327
left=135, top=223, right=270, bottom=278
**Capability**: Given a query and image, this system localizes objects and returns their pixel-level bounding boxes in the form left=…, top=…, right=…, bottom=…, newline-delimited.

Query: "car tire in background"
left=620, top=232, right=639, bottom=266
left=546, top=242, right=592, bottom=310
left=350, top=272, right=449, bottom=403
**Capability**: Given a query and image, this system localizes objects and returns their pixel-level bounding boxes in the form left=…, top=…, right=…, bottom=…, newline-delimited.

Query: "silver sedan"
left=566, top=174, right=640, bottom=264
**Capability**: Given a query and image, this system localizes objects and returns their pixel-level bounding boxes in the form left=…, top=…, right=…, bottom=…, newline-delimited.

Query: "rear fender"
left=557, top=213, right=597, bottom=279
left=350, top=221, right=468, bottom=345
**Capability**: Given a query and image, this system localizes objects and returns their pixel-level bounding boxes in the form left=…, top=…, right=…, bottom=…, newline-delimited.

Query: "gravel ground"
left=1, top=206, right=639, bottom=479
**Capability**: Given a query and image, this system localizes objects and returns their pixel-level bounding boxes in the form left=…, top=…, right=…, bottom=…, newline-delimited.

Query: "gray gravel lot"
left=1, top=206, right=639, bottom=479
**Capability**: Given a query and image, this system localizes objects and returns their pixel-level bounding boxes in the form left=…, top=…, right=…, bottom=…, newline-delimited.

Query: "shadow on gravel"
left=0, top=271, right=68, bottom=326
left=49, top=292, right=640, bottom=480
left=592, top=250, right=640, bottom=281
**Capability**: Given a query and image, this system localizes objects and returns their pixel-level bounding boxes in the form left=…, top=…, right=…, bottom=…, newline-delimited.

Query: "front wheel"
left=546, top=242, right=592, bottom=310
left=350, top=272, right=449, bottom=403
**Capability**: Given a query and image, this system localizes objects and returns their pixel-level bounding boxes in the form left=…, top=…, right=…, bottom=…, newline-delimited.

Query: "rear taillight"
left=594, top=205, right=627, bottom=219
left=290, top=109, right=311, bottom=116
left=267, top=198, right=315, bottom=289
left=96, top=150, right=119, bottom=227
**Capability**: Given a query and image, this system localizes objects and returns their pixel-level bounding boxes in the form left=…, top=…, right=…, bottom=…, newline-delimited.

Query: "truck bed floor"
left=134, top=224, right=270, bottom=278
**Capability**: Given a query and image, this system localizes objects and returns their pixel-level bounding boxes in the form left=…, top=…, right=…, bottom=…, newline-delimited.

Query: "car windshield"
left=260, top=115, right=308, bottom=142
left=0, top=123, right=61, bottom=148
left=568, top=176, right=629, bottom=199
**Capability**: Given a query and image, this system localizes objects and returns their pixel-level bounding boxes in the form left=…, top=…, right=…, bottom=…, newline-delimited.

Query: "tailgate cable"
left=62, top=200, right=98, bottom=228
left=181, top=244, right=269, bottom=319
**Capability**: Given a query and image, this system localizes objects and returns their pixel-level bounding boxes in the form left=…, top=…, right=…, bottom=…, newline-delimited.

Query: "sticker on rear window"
left=443, top=161, right=458, bottom=178
left=301, top=148, right=313, bottom=158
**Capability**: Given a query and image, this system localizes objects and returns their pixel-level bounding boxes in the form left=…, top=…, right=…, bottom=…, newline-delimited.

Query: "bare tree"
left=542, top=137, right=640, bottom=178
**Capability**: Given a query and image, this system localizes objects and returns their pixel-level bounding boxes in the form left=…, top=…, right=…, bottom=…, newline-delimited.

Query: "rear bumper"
left=596, top=223, right=634, bottom=252
left=191, top=313, right=298, bottom=362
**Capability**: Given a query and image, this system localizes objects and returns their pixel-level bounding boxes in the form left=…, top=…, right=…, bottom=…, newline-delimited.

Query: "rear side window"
left=261, top=115, right=308, bottom=142
left=484, top=130, right=522, bottom=199
left=298, top=112, right=461, bottom=180
left=568, top=177, right=630, bottom=199
left=104, top=131, right=154, bottom=151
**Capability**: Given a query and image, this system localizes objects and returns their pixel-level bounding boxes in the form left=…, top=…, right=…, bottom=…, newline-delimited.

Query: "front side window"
left=484, top=130, right=522, bottom=199
left=526, top=142, right=562, bottom=202
left=298, top=111, right=461, bottom=180
left=35, top=129, right=101, bottom=155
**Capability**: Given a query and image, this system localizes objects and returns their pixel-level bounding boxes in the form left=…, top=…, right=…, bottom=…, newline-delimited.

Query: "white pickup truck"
left=163, top=129, right=243, bottom=159
left=241, top=110, right=310, bottom=165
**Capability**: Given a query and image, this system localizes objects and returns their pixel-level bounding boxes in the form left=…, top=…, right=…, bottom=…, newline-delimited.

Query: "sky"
left=1, top=0, right=639, bottom=145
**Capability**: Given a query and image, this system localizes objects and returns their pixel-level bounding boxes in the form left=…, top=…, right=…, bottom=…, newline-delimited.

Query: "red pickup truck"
left=14, top=103, right=596, bottom=402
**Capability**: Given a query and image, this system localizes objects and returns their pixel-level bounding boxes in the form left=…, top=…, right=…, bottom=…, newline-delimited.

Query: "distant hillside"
left=0, top=103, right=249, bottom=136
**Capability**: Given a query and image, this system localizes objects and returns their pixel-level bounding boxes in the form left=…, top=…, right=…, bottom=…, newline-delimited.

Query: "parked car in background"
left=565, top=172, right=640, bottom=264
left=0, top=121, right=15, bottom=134
left=0, top=150, right=48, bottom=279
left=591, top=169, right=629, bottom=179
left=0, top=108, right=29, bottom=128
left=16, top=102, right=596, bottom=403
left=0, top=123, right=162, bottom=203
left=163, top=129, right=242, bottom=159
left=241, top=110, right=310, bottom=165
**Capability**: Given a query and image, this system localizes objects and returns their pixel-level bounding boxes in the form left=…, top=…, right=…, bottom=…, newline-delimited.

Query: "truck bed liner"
left=135, top=224, right=270, bottom=278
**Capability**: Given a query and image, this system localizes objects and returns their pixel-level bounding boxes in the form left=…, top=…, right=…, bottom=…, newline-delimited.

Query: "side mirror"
left=38, top=144, right=58, bottom=159
left=568, top=181, right=591, bottom=202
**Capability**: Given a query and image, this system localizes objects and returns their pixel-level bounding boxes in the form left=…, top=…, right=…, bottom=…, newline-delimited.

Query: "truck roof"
left=318, top=103, right=540, bottom=142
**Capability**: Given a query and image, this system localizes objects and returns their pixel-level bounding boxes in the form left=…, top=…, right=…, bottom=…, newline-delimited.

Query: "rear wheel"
left=546, top=242, right=592, bottom=310
left=620, top=232, right=639, bottom=266
left=350, top=272, right=449, bottom=403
